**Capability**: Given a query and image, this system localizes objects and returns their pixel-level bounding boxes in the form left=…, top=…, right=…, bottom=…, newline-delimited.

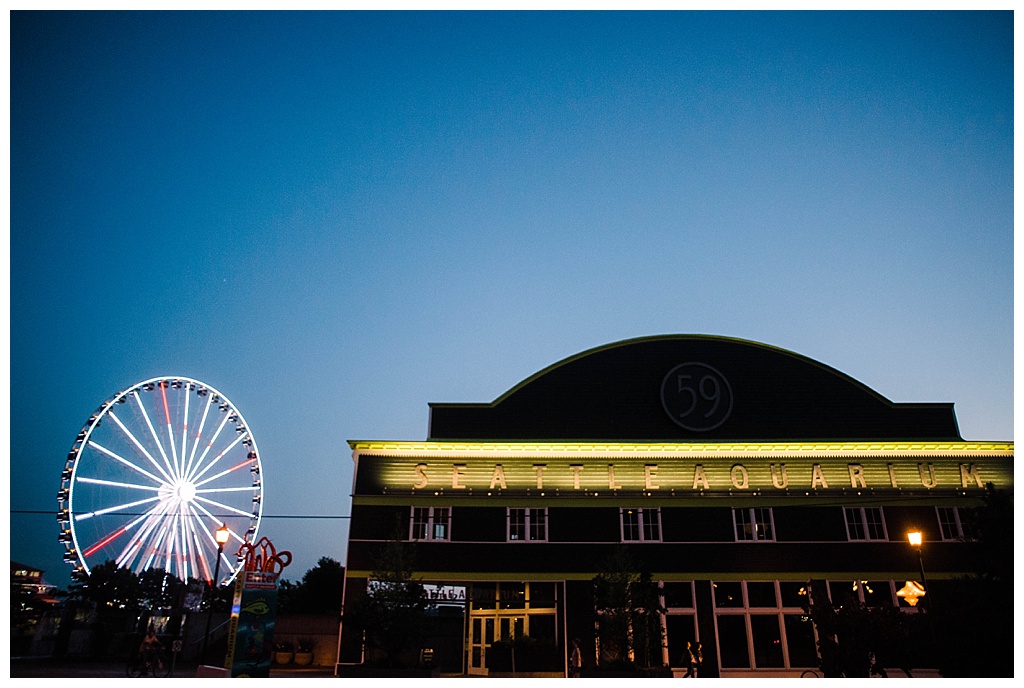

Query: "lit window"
left=410, top=506, right=450, bottom=541
left=712, top=580, right=818, bottom=670
left=733, top=508, right=775, bottom=541
left=936, top=506, right=975, bottom=541
left=621, top=507, right=661, bottom=542
left=843, top=507, right=887, bottom=541
left=508, top=508, right=547, bottom=542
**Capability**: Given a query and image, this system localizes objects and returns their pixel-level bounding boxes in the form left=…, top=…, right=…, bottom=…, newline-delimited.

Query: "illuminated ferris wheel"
left=57, top=376, right=264, bottom=585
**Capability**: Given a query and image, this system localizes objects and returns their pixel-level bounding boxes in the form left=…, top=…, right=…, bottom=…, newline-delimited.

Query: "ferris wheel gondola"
left=57, top=376, right=264, bottom=585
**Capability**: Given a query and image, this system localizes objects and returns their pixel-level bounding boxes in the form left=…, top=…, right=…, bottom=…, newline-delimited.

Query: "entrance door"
left=468, top=615, right=494, bottom=675
left=467, top=613, right=525, bottom=675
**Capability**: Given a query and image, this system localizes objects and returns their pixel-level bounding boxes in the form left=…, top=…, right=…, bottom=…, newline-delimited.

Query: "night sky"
left=9, top=10, right=1014, bottom=592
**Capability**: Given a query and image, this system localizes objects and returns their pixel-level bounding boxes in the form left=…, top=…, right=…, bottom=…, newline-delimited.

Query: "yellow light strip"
left=350, top=440, right=1013, bottom=459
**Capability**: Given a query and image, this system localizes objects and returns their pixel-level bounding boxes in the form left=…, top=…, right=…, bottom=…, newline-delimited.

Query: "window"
left=843, top=507, right=887, bottom=541
left=733, top=508, right=775, bottom=541
left=712, top=580, right=818, bottom=670
left=936, top=506, right=975, bottom=541
left=826, top=580, right=897, bottom=608
left=621, top=507, right=661, bottom=542
left=508, top=508, right=547, bottom=542
left=410, top=506, right=449, bottom=541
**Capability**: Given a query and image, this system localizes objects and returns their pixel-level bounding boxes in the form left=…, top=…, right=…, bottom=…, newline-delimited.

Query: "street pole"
left=201, top=525, right=230, bottom=667
left=907, top=530, right=936, bottom=646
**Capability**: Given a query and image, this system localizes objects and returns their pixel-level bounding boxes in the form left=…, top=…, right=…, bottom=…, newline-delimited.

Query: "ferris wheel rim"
left=58, top=376, right=264, bottom=584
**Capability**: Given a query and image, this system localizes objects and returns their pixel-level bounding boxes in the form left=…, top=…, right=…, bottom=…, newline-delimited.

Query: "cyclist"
left=138, top=627, right=164, bottom=676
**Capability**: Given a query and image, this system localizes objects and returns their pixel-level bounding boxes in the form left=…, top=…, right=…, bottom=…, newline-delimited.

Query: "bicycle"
left=126, top=647, right=172, bottom=677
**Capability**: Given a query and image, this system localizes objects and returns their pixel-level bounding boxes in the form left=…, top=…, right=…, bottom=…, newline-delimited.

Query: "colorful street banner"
left=224, top=570, right=280, bottom=678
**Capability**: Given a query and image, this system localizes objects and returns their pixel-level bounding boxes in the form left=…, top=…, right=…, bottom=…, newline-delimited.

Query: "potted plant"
left=273, top=641, right=294, bottom=665
left=294, top=638, right=315, bottom=666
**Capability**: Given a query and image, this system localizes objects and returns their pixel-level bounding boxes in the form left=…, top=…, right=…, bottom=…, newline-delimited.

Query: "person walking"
left=684, top=640, right=702, bottom=678
left=569, top=638, right=582, bottom=678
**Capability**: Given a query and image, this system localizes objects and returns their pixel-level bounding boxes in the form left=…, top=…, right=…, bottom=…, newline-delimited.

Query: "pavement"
left=10, top=656, right=338, bottom=679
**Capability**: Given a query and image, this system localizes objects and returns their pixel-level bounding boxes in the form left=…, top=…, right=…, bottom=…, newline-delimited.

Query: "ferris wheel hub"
left=174, top=481, right=197, bottom=503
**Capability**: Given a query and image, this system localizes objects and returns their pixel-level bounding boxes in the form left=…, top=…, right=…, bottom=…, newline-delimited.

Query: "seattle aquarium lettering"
left=409, top=461, right=990, bottom=492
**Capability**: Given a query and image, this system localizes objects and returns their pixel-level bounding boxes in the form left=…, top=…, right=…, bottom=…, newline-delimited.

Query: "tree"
left=346, top=535, right=427, bottom=667
left=591, top=546, right=665, bottom=671
left=68, top=561, right=143, bottom=611
left=802, top=581, right=915, bottom=677
left=277, top=557, right=345, bottom=614
left=932, top=484, right=1014, bottom=678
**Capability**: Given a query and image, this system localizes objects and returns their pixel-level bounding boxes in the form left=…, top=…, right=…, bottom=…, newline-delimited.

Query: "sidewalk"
left=10, top=656, right=337, bottom=679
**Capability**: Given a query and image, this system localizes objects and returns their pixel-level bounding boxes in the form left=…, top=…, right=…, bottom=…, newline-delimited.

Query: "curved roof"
left=428, top=335, right=961, bottom=442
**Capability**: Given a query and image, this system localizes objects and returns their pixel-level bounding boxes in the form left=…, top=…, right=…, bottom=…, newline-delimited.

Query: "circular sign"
left=661, top=362, right=734, bottom=431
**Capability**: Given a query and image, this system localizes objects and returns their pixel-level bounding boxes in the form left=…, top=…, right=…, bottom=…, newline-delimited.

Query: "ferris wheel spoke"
left=76, top=476, right=162, bottom=491
left=86, top=440, right=170, bottom=487
left=107, top=410, right=176, bottom=484
left=134, top=391, right=176, bottom=480
left=190, top=501, right=232, bottom=546
left=192, top=437, right=252, bottom=485
left=179, top=510, right=196, bottom=581
left=73, top=493, right=161, bottom=521
left=159, top=383, right=183, bottom=482
left=190, top=501, right=244, bottom=551
left=188, top=411, right=234, bottom=481
left=116, top=506, right=170, bottom=570
left=180, top=383, right=191, bottom=479
left=196, top=485, right=259, bottom=495
left=194, top=495, right=255, bottom=519
left=184, top=393, right=215, bottom=483
left=160, top=511, right=179, bottom=576
left=186, top=505, right=220, bottom=583
left=82, top=525, right=130, bottom=558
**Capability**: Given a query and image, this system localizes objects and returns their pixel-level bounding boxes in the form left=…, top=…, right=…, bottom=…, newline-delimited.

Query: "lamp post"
left=907, top=529, right=937, bottom=647
left=906, top=530, right=929, bottom=609
left=201, top=525, right=231, bottom=666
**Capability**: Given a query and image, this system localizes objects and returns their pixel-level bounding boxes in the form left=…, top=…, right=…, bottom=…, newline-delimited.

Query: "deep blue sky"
left=9, top=11, right=1014, bottom=591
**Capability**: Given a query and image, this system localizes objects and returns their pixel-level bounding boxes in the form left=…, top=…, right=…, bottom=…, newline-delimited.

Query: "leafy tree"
left=932, top=484, right=1013, bottom=678
left=68, top=561, right=143, bottom=610
left=278, top=557, right=345, bottom=614
left=346, top=535, right=427, bottom=667
left=592, top=546, right=665, bottom=670
left=802, top=581, right=916, bottom=677
left=138, top=568, right=187, bottom=611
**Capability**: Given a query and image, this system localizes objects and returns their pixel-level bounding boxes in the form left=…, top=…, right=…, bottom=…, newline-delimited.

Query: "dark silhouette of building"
left=337, top=335, right=1012, bottom=677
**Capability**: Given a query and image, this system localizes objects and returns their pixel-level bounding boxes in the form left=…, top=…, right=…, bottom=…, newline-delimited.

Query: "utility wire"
left=11, top=509, right=351, bottom=519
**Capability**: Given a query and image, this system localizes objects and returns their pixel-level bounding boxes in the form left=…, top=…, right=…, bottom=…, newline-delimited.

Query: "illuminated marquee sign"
left=352, top=443, right=1012, bottom=497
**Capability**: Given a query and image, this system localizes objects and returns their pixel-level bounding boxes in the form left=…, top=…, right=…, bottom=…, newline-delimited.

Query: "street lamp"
left=906, top=530, right=928, bottom=606
left=907, top=529, right=937, bottom=648
left=201, top=525, right=231, bottom=666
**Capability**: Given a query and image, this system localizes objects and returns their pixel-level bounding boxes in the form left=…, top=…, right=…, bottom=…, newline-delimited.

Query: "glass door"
left=468, top=616, right=494, bottom=675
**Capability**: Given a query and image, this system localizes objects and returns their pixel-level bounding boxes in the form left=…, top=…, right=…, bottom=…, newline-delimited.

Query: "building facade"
left=338, top=335, right=1013, bottom=677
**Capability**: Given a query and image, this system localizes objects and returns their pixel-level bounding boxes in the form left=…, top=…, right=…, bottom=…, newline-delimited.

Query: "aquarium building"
left=337, top=335, right=1012, bottom=677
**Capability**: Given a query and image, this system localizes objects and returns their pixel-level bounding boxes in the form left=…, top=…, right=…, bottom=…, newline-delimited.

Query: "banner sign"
left=222, top=537, right=292, bottom=678
left=225, top=571, right=279, bottom=677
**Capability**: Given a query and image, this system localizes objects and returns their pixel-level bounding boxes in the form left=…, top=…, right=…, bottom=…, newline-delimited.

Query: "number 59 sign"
left=661, top=362, right=733, bottom=432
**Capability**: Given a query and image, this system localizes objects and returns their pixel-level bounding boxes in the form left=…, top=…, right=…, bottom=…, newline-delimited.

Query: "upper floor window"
left=621, top=507, right=661, bottom=542
left=411, top=506, right=449, bottom=541
left=733, top=507, right=775, bottom=541
left=508, top=507, right=547, bottom=542
left=844, top=506, right=886, bottom=541
left=936, top=506, right=975, bottom=541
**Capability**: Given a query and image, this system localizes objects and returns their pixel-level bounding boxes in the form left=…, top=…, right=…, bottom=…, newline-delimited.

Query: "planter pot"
left=293, top=652, right=314, bottom=666
left=273, top=651, right=294, bottom=665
